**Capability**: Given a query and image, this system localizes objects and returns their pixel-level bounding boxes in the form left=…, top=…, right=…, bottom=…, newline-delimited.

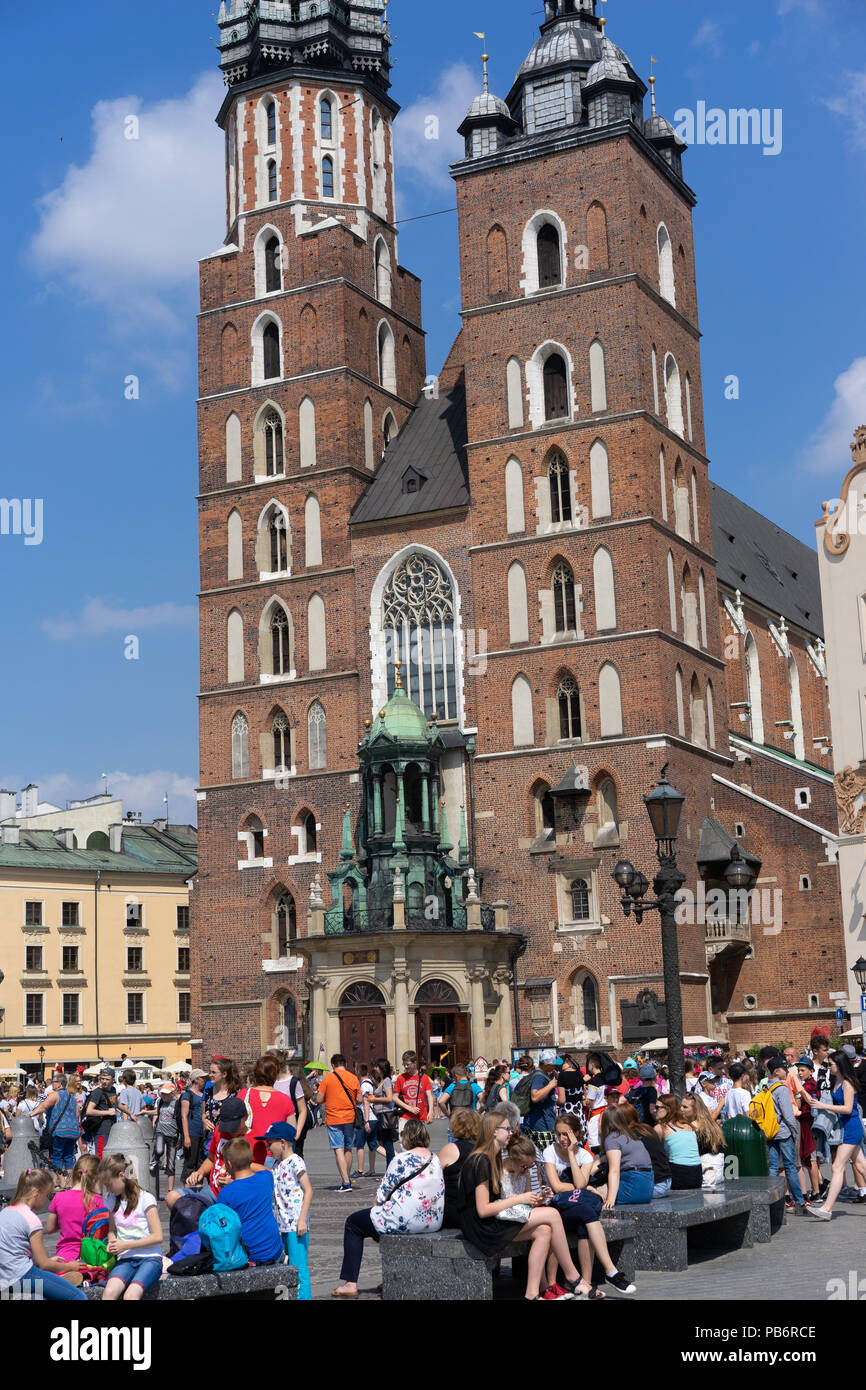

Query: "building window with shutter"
left=537, top=223, right=562, bottom=288
left=543, top=353, right=569, bottom=419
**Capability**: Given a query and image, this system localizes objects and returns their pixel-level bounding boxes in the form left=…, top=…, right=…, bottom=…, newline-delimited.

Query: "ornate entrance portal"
left=338, top=982, right=387, bottom=1067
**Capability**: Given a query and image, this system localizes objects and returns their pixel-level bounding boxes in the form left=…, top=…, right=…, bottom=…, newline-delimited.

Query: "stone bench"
left=604, top=1177, right=787, bottom=1273
left=85, top=1263, right=298, bottom=1302
left=380, top=1219, right=637, bottom=1303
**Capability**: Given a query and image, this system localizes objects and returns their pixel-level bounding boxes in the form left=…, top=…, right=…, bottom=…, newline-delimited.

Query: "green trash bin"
left=722, top=1113, right=769, bottom=1178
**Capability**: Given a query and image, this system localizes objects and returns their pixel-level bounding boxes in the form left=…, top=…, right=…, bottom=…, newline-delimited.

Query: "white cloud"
left=692, top=21, right=723, bottom=57
left=42, top=598, right=195, bottom=642
left=393, top=62, right=478, bottom=194
left=29, top=73, right=225, bottom=331
left=799, top=357, right=866, bottom=475
left=824, top=70, right=866, bottom=148
left=4, top=770, right=198, bottom=825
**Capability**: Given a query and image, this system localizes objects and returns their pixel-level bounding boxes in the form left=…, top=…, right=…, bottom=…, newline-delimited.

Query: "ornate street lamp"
left=611, top=764, right=688, bottom=1096
left=853, top=957, right=866, bottom=1052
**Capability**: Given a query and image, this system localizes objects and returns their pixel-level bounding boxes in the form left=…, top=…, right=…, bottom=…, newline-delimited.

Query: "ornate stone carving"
left=492, top=965, right=513, bottom=988
left=467, top=964, right=489, bottom=983
left=834, top=765, right=866, bottom=834
left=309, top=873, right=324, bottom=907
left=820, top=426, right=866, bottom=557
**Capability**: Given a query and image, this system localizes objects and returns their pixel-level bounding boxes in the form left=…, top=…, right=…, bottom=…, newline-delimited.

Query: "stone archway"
left=339, top=981, right=387, bottom=1068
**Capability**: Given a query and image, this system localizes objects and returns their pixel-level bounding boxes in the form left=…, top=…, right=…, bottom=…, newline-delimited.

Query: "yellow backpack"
left=749, top=1083, right=782, bottom=1140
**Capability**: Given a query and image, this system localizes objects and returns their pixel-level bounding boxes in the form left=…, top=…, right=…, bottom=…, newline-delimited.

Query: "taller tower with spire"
left=449, top=0, right=725, bottom=1044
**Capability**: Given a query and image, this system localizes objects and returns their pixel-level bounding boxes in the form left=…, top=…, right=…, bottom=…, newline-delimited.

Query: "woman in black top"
left=438, top=1108, right=480, bottom=1228
left=458, top=1113, right=586, bottom=1300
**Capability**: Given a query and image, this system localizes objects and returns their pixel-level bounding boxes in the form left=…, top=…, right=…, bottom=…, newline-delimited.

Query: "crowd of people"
left=0, top=1031, right=864, bottom=1302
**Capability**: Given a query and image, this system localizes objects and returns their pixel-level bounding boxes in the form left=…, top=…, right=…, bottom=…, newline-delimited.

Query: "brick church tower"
left=449, top=0, right=729, bottom=1047
left=194, top=0, right=426, bottom=1061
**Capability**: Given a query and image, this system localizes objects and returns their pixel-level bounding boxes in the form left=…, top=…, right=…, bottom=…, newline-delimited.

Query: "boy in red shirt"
left=393, top=1051, right=433, bottom=1137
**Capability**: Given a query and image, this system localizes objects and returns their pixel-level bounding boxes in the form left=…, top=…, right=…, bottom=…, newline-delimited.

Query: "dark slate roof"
left=709, top=482, right=823, bottom=639
left=349, top=381, right=469, bottom=526
left=697, top=817, right=762, bottom=872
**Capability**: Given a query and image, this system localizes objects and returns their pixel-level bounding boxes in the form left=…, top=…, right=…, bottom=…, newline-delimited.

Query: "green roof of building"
left=0, top=823, right=198, bottom=876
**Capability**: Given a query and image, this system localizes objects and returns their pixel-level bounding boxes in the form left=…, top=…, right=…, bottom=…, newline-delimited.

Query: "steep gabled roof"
left=710, top=482, right=823, bottom=639
left=349, top=378, right=469, bottom=526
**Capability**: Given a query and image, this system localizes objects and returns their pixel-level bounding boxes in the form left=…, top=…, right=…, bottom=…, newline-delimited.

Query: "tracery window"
left=383, top=553, right=456, bottom=719
left=273, top=712, right=292, bottom=772
left=558, top=675, right=581, bottom=740
left=271, top=609, right=291, bottom=675
left=570, top=878, right=590, bottom=921
left=548, top=450, right=572, bottom=524
left=552, top=561, right=576, bottom=633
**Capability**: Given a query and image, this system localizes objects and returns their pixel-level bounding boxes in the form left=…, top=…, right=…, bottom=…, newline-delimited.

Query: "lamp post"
left=612, top=765, right=758, bottom=1097
left=853, top=956, right=866, bottom=1053
left=38, top=1044, right=45, bottom=1081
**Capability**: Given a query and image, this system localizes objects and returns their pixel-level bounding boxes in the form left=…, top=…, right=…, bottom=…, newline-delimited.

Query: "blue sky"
left=1, top=0, right=863, bottom=823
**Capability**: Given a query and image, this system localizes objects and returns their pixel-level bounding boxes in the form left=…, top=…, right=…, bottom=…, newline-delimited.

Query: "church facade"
left=192, top=0, right=848, bottom=1069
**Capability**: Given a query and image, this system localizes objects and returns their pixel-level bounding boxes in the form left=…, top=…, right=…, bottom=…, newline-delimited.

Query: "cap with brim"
left=623, top=1058, right=637, bottom=1070
left=257, top=1122, right=297, bottom=1143
left=841, top=1044, right=858, bottom=1059
left=796, top=1056, right=813, bottom=1069
left=159, top=1082, right=176, bottom=1094
left=638, top=1064, right=657, bottom=1081
left=217, top=1097, right=248, bottom=1127
left=189, top=1069, right=207, bottom=1080
left=698, top=1071, right=713, bottom=1081
left=100, top=1068, right=115, bottom=1080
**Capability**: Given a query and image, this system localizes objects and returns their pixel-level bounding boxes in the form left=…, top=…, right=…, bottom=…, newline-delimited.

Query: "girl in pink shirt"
left=44, top=1154, right=100, bottom=1262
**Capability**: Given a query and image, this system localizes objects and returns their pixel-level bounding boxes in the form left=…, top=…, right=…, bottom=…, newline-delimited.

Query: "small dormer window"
left=402, top=468, right=424, bottom=496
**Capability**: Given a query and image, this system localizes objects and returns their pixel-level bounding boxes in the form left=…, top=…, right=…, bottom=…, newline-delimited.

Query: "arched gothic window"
left=570, top=878, right=590, bottom=921
left=543, top=353, right=569, bottom=420
left=558, top=674, right=582, bottom=740
left=320, top=97, right=333, bottom=141
left=552, top=561, right=576, bottom=633
left=276, top=893, right=296, bottom=954
left=308, top=700, right=327, bottom=769
left=548, top=451, right=572, bottom=524
left=282, top=993, right=298, bottom=1046
left=537, top=223, right=562, bottom=288
left=269, top=508, right=289, bottom=573
left=263, top=322, right=281, bottom=380
left=265, top=234, right=281, bottom=294
left=273, top=712, right=292, bottom=773
left=383, top=553, right=456, bottom=719
left=259, top=411, right=283, bottom=477
left=322, top=156, right=335, bottom=200
left=265, top=100, right=277, bottom=147
left=572, top=971, right=599, bottom=1034
left=231, top=713, right=249, bottom=779
left=267, top=159, right=278, bottom=203
left=271, top=608, right=291, bottom=675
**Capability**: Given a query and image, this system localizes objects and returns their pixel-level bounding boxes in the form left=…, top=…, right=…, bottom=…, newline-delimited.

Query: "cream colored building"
left=0, top=818, right=197, bottom=1076
left=816, top=424, right=866, bottom=1023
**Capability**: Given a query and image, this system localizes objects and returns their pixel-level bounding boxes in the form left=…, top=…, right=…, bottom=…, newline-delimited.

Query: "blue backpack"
left=198, top=1204, right=248, bottom=1273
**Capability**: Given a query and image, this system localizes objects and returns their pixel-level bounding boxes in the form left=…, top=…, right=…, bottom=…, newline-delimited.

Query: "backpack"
left=512, top=1075, right=533, bottom=1118
left=449, top=1081, right=475, bottom=1111
left=749, top=1083, right=781, bottom=1140
left=198, top=1204, right=248, bottom=1273
left=169, top=1191, right=209, bottom=1255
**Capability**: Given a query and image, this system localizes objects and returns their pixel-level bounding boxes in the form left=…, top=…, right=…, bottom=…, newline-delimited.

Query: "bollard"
left=3, top=1115, right=40, bottom=1192
left=136, top=1111, right=154, bottom=1150
left=101, top=1119, right=156, bottom=1195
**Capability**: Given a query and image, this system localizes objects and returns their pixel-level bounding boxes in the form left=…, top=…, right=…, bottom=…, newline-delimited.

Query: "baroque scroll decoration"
left=834, top=765, right=866, bottom=835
